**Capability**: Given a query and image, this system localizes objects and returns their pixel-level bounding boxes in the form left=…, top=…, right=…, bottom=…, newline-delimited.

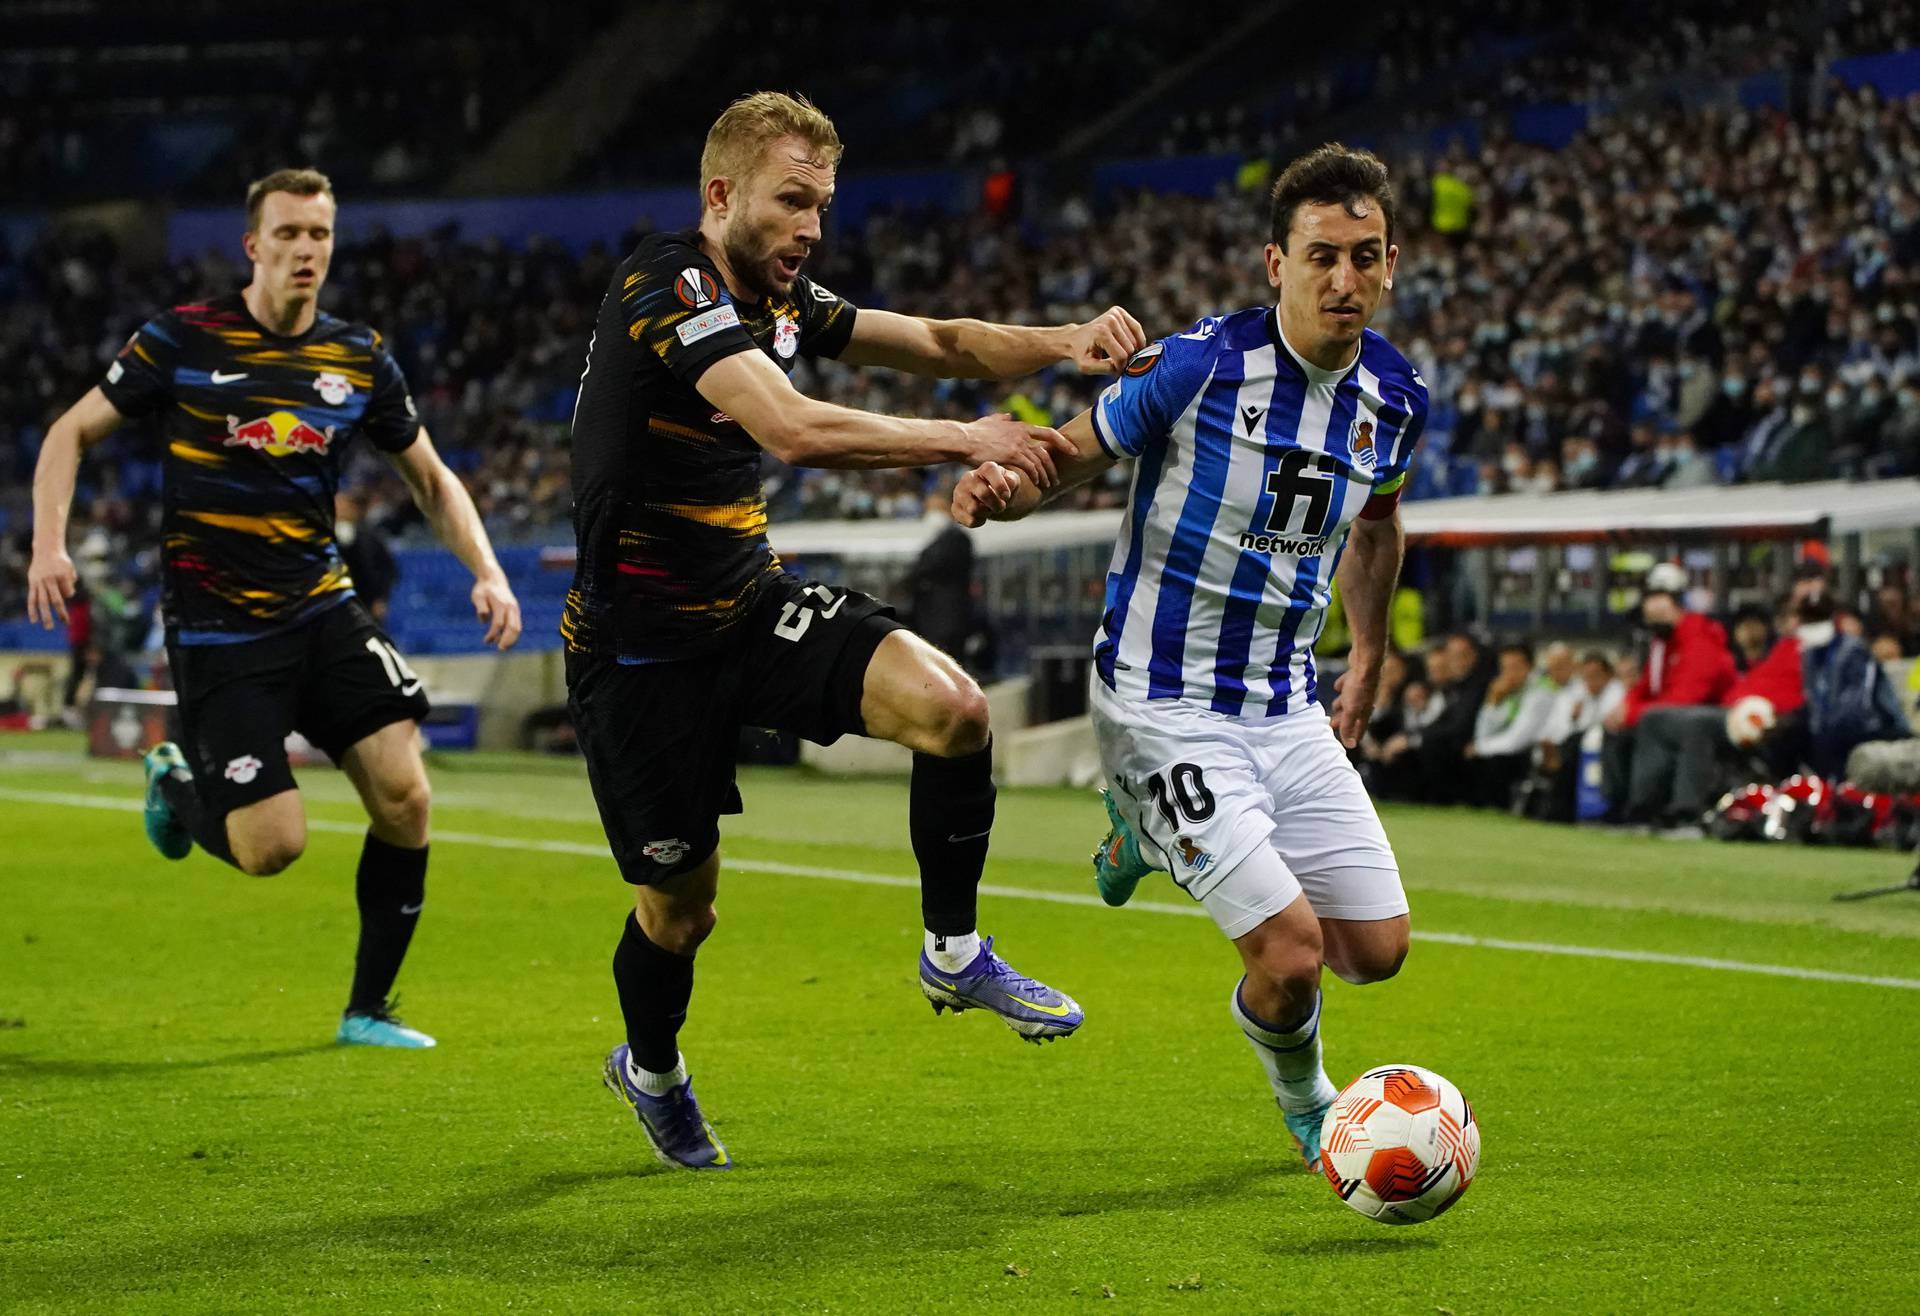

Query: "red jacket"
left=1623, top=612, right=1737, bottom=726
left=1722, top=636, right=1804, bottom=714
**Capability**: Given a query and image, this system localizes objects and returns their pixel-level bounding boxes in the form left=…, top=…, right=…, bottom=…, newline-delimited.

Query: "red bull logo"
left=224, top=411, right=334, bottom=456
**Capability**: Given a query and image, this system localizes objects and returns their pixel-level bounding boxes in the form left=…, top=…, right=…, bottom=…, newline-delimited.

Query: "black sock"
left=157, top=769, right=237, bottom=868
left=613, top=913, right=695, bottom=1074
left=911, top=737, right=995, bottom=937
left=346, top=833, right=428, bottom=1016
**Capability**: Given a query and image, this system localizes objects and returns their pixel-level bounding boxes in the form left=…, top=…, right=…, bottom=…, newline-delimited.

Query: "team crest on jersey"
left=773, top=315, right=799, bottom=359
left=642, top=838, right=689, bottom=866
left=674, top=267, right=718, bottom=309
left=1122, top=342, right=1164, bottom=377
left=1176, top=836, right=1214, bottom=873
left=1349, top=417, right=1377, bottom=472
left=312, top=371, right=353, bottom=405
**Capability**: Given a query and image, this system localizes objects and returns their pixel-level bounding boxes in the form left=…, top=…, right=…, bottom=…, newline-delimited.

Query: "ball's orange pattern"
left=1364, top=1146, right=1432, bottom=1202
left=1380, top=1067, right=1440, bottom=1115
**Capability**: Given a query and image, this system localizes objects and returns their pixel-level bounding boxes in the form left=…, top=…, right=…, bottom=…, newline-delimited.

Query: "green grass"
left=3, top=731, right=1917, bottom=1313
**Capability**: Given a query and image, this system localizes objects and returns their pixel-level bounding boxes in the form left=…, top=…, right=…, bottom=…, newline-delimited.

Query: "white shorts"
left=1089, top=678, right=1408, bottom=939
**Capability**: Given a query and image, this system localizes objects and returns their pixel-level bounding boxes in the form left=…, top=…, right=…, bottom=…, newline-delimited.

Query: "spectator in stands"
left=1864, top=581, right=1920, bottom=658
left=1530, top=648, right=1626, bottom=822
left=1465, top=640, right=1567, bottom=809
left=1878, top=379, right=1920, bottom=476
left=1377, top=632, right=1490, bottom=804
left=1797, top=587, right=1912, bottom=779
left=1729, top=604, right=1774, bottom=672
left=1624, top=596, right=1809, bottom=835
left=1744, top=382, right=1835, bottom=484
left=1604, top=567, right=1737, bottom=824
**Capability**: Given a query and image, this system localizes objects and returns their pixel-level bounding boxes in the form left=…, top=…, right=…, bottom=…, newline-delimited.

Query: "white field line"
left=3, top=785, right=1917, bottom=993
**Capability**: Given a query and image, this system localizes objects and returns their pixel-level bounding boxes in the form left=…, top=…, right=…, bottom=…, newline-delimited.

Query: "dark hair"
left=1269, top=143, right=1396, bottom=252
left=1579, top=649, right=1611, bottom=668
left=1796, top=587, right=1835, bottom=624
left=1498, top=640, right=1535, bottom=666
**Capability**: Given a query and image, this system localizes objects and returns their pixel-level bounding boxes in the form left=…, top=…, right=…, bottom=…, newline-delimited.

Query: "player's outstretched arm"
left=951, top=408, right=1116, bottom=527
left=696, top=349, right=1074, bottom=486
left=1329, top=511, right=1406, bottom=749
left=27, top=387, right=127, bottom=628
left=838, top=306, right=1147, bottom=380
left=385, top=428, right=522, bottom=651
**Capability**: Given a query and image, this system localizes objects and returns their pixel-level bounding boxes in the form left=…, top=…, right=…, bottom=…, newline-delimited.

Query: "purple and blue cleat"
left=602, top=1044, right=731, bottom=1171
left=918, top=935, right=1084, bottom=1043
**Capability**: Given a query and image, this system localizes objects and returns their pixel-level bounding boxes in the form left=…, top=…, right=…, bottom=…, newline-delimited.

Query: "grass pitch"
left=3, top=731, right=1918, bottom=1313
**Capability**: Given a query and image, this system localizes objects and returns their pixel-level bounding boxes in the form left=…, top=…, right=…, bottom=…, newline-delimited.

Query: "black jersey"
left=561, top=229, right=858, bottom=661
left=97, top=293, right=420, bottom=644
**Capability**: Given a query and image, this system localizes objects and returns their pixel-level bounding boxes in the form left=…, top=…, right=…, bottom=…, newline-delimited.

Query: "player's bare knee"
left=1243, top=922, right=1323, bottom=996
left=371, top=775, right=432, bottom=845
left=924, top=681, right=990, bottom=757
left=235, top=832, right=305, bottom=876
left=1328, top=935, right=1409, bottom=986
left=653, top=903, right=717, bottom=955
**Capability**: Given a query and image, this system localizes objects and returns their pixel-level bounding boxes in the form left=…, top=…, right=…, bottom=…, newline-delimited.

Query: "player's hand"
left=1065, top=306, right=1148, bottom=375
left=472, top=573, right=522, bottom=651
left=25, top=546, right=77, bottom=629
left=952, top=462, right=1025, bottom=527
left=1329, top=662, right=1381, bottom=750
left=961, top=413, right=1073, bottom=490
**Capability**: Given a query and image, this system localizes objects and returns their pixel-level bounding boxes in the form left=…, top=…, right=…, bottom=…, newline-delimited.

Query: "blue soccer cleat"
left=602, top=1044, right=731, bottom=1171
left=337, top=998, right=437, bottom=1048
left=1283, top=1101, right=1334, bottom=1171
left=919, top=936, right=1084, bottom=1043
left=141, top=742, right=193, bottom=861
left=1091, top=789, right=1153, bottom=907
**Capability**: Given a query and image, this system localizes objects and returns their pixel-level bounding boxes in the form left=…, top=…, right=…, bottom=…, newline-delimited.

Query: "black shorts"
left=567, top=573, right=903, bottom=885
left=166, top=598, right=431, bottom=816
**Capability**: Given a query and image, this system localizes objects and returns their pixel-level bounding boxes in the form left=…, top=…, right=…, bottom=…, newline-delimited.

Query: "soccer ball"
left=1725, top=695, right=1776, bottom=749
left=1319, top=1064, right=1479, bottom=1224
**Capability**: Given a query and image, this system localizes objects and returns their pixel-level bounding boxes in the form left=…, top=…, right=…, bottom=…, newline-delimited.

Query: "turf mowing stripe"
left=6, top=784, right=1918, bottom=993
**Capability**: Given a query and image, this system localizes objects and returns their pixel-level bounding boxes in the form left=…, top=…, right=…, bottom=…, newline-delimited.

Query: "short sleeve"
left=98, top=314, right=181, bottom=419
left=622, top=242, right=757, bottom=385
left=1091, top=339, right=1188, bottom=459
left=794, top=275, right=858, bottom=360
left=1358, top=378, right=1427, bottom=519
left=363, top=338, right=422, bottom=454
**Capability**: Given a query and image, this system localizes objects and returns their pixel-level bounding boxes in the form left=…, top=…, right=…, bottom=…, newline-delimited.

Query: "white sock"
left=924, top=929, right=982, bottom=973
left=1230, top=979, right=1338, bottom=1115
left=627, top=1050, right=687, bottom=1096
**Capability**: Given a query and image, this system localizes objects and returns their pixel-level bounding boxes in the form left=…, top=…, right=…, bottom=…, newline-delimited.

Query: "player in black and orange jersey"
left=27, top=168, right=523, bottom=1050
left=570, top=92, right=1148, bottom=1169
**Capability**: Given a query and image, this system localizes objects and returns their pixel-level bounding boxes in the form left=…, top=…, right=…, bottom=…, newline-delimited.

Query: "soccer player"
left=952, top=144, right=1426, bottom=1171
left=26, top=168, right=522, bottom=1049
left=568, top=92, right=1145, bottom=1170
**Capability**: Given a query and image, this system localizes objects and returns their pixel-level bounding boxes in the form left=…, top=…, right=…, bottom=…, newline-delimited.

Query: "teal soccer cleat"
left=1091, top=789, right=1153, bottom=907
left=337, top=998, right=437, bottom=1048
left=141, top=742, right=193, bottom=861
left=1283, top=1101, right=1334, bottom=1171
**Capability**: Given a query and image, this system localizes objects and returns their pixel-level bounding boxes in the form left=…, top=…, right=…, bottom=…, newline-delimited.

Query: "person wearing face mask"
left=1747, top=382, right=1835, bottom=483
left=1796, top=588, right=1912, bottom=780
left=1878, top=382, right=1920, bottom=476
left=1602, top=564, right=1737, bottom=824
left=1696, top=372, right=1754, bottom=451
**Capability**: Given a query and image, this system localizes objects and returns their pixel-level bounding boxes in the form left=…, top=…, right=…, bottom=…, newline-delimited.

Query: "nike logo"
left=1018, top=997, right=1076, bottom=1018
left=399, top=902, right=424, bottom=915
left=818, top=592, right=847, bottom=620
left=947, top=829, right=992, bottom=843
left=210, top=370, right=248, bottom=384
left=400, top=680, right=423, bottom=697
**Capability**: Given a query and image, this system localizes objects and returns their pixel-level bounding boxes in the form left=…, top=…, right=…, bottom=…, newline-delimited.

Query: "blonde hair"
left=245, top=167, right=334, bottom=231
left=699, top=92, right=842, bottom=201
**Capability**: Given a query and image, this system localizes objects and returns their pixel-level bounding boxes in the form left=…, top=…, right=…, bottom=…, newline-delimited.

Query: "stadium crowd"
left=1351, top=565, right=1917, bottom=843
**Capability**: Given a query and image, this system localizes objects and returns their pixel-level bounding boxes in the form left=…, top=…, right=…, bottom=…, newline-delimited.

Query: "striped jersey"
left=96, top=294, right=420, bottom=644
left=1090, top=306, right=1427, bottom=719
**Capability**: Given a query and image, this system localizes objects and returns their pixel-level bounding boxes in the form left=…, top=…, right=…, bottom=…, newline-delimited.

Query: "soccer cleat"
left=919, top=936, right=1084, bottom=1042
left=1091, top=789, right=1153, bottom=907
left=337, top=997, right=437, bottom=1048
left=141, top=742, right=194, bottom=861
left=602, top=1044, right=731, bottom=1171
left=1283, top=1100, right=1334, bottom=1171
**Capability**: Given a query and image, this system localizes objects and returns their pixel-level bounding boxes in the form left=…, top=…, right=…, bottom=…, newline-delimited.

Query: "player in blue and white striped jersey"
left=952, top=145, right=1427, bottom=1172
